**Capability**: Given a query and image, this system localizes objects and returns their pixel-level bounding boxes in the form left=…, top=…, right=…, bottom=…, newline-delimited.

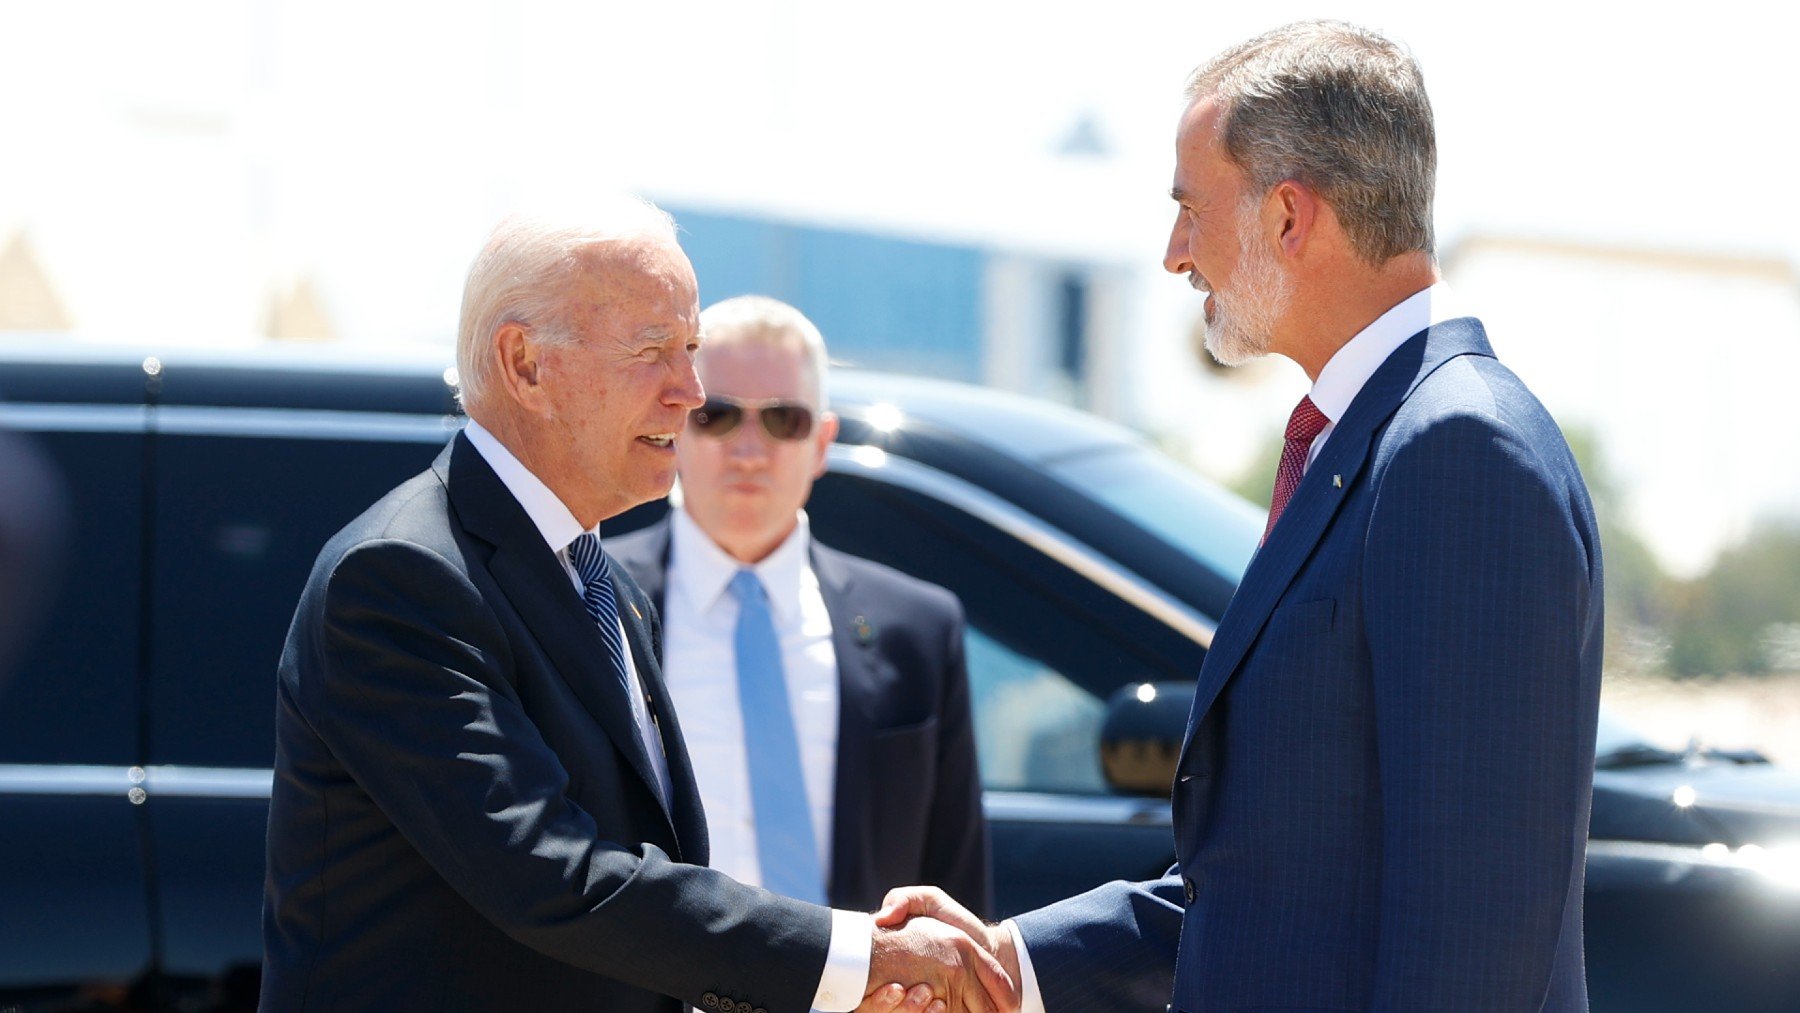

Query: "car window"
left=148, top=427, right=446, bottom=767
left=806, top=470, right=1200, bottom=796
left=1047, top=443, right=1264, bottom=583
left=0, top=427, right=143, bottom=764
left=963, top=626, right=1107, bottom=794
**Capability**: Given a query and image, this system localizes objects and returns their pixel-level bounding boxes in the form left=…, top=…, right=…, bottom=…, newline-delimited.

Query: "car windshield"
left=1047, top=443, right=1265, bottom=582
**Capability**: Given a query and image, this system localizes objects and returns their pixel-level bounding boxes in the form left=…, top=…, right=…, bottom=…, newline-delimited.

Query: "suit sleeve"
left=1362, top=413, right=1599, bottom=1009
left=920, top=596, right=994, bottom=917
left=304, top=537, right=830, bottom=1011
left=1010, top=872, right=1183, bottom=1011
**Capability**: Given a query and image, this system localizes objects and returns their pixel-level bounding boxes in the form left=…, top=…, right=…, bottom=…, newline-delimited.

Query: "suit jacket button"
left=701, top=993, right=720, bottom=1010
left=1182, top=876, right=1196, bottom=903
left=754, top=1008, right=769, bottom=1013
left=736, top=1003, right=752, bottom=1013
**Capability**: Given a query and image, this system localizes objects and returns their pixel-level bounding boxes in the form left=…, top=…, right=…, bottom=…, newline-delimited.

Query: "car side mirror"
left=1099, top=681, right=1196, bottom=797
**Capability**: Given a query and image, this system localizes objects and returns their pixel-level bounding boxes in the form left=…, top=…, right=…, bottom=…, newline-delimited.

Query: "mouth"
left=637, top=432, right=678, bottom=449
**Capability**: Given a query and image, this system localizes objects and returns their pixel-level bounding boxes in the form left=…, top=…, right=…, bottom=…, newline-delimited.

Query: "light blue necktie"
left=729, top=568, right=826, bottom=904
left=567, top=533, right=632, bottom=697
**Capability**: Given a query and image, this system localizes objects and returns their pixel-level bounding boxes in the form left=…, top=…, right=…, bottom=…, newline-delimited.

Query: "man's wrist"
left=1001, top=919, right=1045, bottom=1013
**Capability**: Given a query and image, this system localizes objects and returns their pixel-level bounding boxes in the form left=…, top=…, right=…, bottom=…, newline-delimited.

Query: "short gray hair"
left=1187, top=20, right=1435, bottom=264
left=697, top=296, right=831, bottom=409
left=455, top=197, right=678, bottom=413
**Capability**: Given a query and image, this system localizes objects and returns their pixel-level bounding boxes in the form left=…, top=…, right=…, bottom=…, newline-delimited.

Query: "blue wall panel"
left=668, top=206, right=984, bottom=382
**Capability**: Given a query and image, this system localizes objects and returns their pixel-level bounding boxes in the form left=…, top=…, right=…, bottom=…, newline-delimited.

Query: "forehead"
left=1173, top=96, right=1235, bottom=188
left=565, top=235, right=699, bottom=329
left=696, top=339, right=814, bottom=401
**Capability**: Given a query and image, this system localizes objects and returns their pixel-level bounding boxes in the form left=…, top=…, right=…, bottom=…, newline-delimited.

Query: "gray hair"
left=455, top=197, right=678, bottom=413
left=697, top=295, right=831, bottom=409
left=1186, top=20, right=1435, bottom=264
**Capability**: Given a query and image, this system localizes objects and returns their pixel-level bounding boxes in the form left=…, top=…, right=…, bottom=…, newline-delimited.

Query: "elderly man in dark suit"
left=875, top=21, right=1603, bottom=1013
left=608, top=296, right=990, bottom=922
left=261, top=203, right=1014, bottom=1013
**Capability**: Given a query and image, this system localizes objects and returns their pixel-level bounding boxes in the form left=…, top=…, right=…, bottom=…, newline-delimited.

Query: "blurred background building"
left=4, top=0, right=1798, bottom=741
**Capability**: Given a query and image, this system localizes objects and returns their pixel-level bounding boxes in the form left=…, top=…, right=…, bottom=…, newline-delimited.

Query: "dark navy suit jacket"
left=608, top=518, right=992, bottom=916
left=1013, top=319, right=1604, bottom=1012
left=262, top=434, right=832, bottom=1012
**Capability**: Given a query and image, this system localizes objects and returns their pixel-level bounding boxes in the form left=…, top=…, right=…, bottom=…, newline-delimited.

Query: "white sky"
left=2, top=0, right=1797, bottom=573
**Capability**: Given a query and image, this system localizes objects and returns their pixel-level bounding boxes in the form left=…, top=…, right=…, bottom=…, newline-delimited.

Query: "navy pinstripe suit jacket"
left=1014, top=318, right=1604, bottom=1012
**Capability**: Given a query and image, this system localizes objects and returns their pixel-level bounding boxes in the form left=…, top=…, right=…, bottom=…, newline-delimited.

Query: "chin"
left=1204, top=324, right=1269, bottom=367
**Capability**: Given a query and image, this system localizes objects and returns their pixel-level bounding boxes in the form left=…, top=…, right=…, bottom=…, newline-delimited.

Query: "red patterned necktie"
left=1262, top=395, right=1331, bottom=544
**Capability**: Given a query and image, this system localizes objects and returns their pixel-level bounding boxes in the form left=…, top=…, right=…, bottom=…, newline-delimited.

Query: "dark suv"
left=3, top=342, right=1798, bottom=1012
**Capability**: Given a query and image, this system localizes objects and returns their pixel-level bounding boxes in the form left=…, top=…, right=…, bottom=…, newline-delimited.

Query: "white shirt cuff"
left=1003, top=919, right=1046, bottom=1013
left=812, top=908, right=874, bottom=1012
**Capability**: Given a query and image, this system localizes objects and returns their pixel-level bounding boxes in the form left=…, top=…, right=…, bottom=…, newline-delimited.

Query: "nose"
left=725, top=414, right=773, bottom=462
left=1163, top=210, right=1193, bottom=276
left=667, top=347, right=704, bottom=411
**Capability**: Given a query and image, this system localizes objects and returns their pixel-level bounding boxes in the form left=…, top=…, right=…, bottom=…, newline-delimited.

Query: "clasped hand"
left=858, top=887, right=1021, bottom=1013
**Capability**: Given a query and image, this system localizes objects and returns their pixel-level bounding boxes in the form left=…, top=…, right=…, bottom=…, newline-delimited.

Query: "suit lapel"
left=1178, top=318, right=1497, bottom=762
left=441, top=435, right=673, bottom=837
left=611, top=567, right=708, bottom=864
left=813, top=544, right=877, bottom=906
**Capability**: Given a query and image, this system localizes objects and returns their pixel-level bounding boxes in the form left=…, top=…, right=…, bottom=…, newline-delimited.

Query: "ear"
left=1270, top=180, right=1320, bottom=259
left=493, top=322, right=551, bottom=416
left=810, top=411, right=840, bottom=479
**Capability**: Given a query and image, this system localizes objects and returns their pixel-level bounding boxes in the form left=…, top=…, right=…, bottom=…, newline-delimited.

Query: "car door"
left=0, top=391, right=158, bottom=1009
left=140, top=399, right=454, bottom=1010
left=806, top=450, right=1206, bottom=915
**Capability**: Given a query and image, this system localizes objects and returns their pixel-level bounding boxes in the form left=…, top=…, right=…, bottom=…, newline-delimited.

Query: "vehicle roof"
left=832, top=369, right=1142, bottom=465
left=0, top=337, right=1140, bottom=464
left=0, top=335, right=460, bottom=414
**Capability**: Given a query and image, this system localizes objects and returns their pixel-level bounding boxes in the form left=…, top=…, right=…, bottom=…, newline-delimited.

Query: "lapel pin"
left=629, top=602, right=642, bottom=619
left=853, top=615, right=877, bottom=644
left=1332, top=474, right=1343, bottom=488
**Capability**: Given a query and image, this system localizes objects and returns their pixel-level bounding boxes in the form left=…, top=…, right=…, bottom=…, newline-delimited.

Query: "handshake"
left=859, top=887, right=1022, bottom=1013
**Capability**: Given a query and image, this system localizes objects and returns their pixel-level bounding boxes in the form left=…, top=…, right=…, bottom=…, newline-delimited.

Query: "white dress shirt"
left=663, top=506, right=841, bottom=889
left=1005, top=281, right=1463, bottom=1013
left=662, top=507, right=873, bottom=1012
left=1304, top=281, right=1461, bottom=468
left=464, top=423, right=870, bottom=1010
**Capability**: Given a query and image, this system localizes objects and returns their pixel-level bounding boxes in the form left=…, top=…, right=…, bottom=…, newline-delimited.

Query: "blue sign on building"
left=667, top=206, right=986, bottom=382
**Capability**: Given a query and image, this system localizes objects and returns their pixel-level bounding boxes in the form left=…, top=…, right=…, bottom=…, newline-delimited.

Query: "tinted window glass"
left=0, top=426, right=142, bottom=763
left=964, top=627, right=1106, bottom=793
left=149, top=430, right=446, bottom=767
left=806, top=472, right=1199, bottom=794
left=1048, top=444, right=1264, bottom=582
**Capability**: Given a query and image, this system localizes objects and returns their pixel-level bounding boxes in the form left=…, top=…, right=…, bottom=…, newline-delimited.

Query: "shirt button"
left=1182, top=877, right=1196, bottom=903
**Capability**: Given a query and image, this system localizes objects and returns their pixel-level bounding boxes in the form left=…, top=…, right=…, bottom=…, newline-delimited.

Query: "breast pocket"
left=1265, top=597, right=1336, bottom=639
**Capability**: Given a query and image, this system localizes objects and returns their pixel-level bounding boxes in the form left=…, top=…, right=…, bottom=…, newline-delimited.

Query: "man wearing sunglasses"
left=610, top=297, right=991, bottom=945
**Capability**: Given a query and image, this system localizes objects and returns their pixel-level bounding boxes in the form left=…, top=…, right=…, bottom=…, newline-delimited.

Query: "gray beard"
left=1201, top=207, right=1292, bottom=367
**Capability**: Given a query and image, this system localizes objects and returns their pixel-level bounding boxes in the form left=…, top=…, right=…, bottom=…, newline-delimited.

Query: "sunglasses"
left=688, top=395, right=815, bottom=441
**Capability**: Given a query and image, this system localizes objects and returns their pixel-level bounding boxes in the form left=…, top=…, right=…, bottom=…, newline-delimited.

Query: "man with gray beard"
left=870, top=20, right=1604, bottom=1013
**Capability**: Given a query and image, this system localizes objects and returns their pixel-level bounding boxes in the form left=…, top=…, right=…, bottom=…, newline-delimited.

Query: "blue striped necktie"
left=729, top=568, right=826, bottom=904
left=566, top=533, right=631, bottom=696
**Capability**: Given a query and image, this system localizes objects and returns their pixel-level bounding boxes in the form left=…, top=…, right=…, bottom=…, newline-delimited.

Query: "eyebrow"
left=631, top=326, right=681, bottom=346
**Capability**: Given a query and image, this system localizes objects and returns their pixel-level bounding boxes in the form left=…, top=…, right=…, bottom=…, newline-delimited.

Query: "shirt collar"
left=1308, top=281, right=1461, bottom=425
left=463, top=418, right=595, bottom=555
left=669, top=506, right=812, bottom=626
